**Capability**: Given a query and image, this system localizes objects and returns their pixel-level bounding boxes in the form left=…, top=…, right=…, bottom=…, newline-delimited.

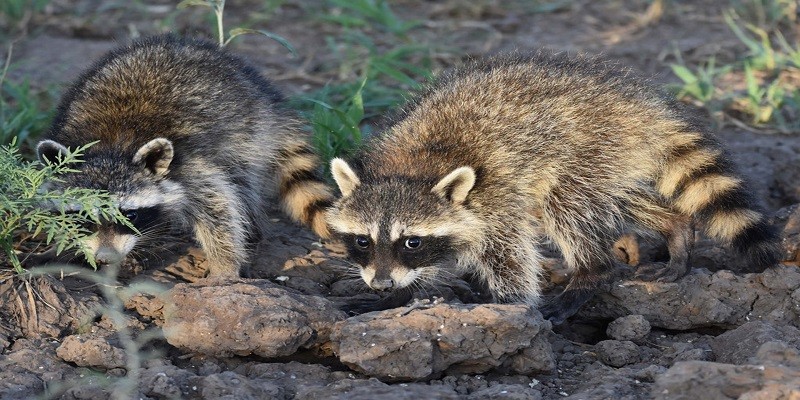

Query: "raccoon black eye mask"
left=324, top=50, right=780, bottom=324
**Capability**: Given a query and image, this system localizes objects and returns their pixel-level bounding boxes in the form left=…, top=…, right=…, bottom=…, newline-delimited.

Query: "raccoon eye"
left=354, top=235, right=371, bottom=249
left=404, top=236, right=422, bottom=249
left=123, top=210, right=138, bottom=222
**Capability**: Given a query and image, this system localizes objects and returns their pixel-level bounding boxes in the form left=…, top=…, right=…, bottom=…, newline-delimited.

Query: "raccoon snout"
left=369, top=278, right=395, bottom=291
left=95, top=246, right=124, bottom=266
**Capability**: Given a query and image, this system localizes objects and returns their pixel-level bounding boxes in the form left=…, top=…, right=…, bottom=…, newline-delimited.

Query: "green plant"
left=0, top=46, right=55, bottom=147
left=669, top=57, right=726, bottom=104
left=732, top=0, right=797, bottom=31
left=177, top=0, right=295, bottom=53
left=308, top=78, right=367, bottom=167
left=721, top=9, right=800, bottom=132
left=0, top=139, right=131, bottom=274
left=322, top=0, right=420, bottom=36
left=724, top=10, right=780, bottom=71
left=0, top=0, right=51, bottom=34
left=670, top=6, right=800, bottom=133
left=293, top=0, right=433, bottom=165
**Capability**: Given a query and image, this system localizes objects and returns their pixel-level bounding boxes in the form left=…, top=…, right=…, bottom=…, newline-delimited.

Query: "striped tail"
left=276, top=140, right=334, bottom=238
left=656, top=135, right=781, bottom=270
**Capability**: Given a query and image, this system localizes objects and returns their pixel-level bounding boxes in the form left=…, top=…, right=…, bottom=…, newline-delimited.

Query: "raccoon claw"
left=634, top=261, right=687, bottom=283
left=539, top=288, right=595, bottom=325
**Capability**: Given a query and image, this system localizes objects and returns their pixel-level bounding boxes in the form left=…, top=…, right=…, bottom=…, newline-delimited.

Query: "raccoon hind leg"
left=625, top=198, right=695, bottom=282
left=634, top=214, right=694, bottom=282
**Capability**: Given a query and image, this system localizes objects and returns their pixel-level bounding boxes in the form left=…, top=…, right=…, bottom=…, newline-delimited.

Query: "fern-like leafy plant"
left=0, top=139, right=131, bottom=274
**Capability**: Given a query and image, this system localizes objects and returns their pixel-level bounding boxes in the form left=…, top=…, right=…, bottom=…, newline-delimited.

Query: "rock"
left=138, top=364, right=198, bottom=399
left=295, top=378, right=462, bottom=400
left=467, top=384, right=543, bottom=399
left=653, top=361, right=800, bottom=399
left=330, top=303, right=553, bottom=380
left=123, top=292, right=165, bottom=324
left=55, top=334, right=127, bottom=370
left=1, top=339, right=72, bottom=388
left=198, top=371, right=284, bottom=399
left=577, top=266, right=800, bottom=330
left=711, top=321, right=800, bottom=364
left=162, top=279, right=346, bottom=358
left=673, top=348, right=713, bottom=362
left=606, top=315, right=651, bottom=341
left=239, top=361, right=336, bottom=397
left=753, top=341, right=800, bottom=368
left=502, top=333, right=557, bottom=374
left=633, top=365, right=669, bottom=383
left=595, top=340, right=640, bottom=367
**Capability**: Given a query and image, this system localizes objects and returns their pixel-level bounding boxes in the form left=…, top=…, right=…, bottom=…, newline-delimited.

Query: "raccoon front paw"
left=634, top=261, right=688, bottom=283
left=539, top=288, right=595, bottom=325
left=341, top=288, right=414, bottom=316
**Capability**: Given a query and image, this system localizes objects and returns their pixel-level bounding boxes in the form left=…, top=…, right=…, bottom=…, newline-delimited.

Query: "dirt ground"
left=2, top=0, right=800, bottom=399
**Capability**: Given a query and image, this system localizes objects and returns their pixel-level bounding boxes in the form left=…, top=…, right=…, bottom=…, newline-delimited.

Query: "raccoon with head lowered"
left=326, top=51, right=782, bottom=323
left=36, top=35, right=332, bottom=278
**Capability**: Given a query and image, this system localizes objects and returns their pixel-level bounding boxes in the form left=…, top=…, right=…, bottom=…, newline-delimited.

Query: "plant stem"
left=215, top=0, right=225, bottom=47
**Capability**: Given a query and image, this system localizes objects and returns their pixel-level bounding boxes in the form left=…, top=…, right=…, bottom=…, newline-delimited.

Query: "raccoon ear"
left=432, top=166, right=476, bottom=205
left=331, top=158, right=361, bottom=197
left=36, top=140, right=69, bottom=164
left=133, top=138, right=174, bottom=176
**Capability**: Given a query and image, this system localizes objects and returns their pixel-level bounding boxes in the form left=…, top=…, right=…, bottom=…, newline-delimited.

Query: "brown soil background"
left=2, top=1, right=800, bottom=399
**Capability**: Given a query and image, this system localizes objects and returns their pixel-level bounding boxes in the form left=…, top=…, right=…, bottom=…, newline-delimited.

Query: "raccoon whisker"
left=345, top=271, right=363, bottom=280
left=332, top=267, right=359, bottom=278
left=135, top=224, right=172, bottom=240
left=417, top=266, right=448, bottom=286
left=129, top=247, right=164, bottom=265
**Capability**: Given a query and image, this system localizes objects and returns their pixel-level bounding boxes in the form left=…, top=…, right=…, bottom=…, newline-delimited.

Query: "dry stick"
left=24, top=279, right=39, bottom=335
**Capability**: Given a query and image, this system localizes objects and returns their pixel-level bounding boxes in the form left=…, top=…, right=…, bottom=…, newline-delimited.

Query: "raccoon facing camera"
left=326, top=51, right=781, bottom=324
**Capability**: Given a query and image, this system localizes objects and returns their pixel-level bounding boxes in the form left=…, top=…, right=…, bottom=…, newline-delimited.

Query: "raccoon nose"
left=95, top=247, right=123, bottom=266
left=370, top=278, right=395, bottom=291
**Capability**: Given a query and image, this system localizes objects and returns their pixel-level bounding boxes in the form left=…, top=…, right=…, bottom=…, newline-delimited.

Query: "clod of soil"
left=56, top=333, right=127, bottom=369
left=595, top=340, right=641, bottom=367
left=606, top=314, right=651, bottom=341
left=330, top=303, right=554, bottom=381
left=577, top=265, right=800, bottom=330
left=162, top=279, right=346, bottom=358
left=710, top=321, right=800, bottom=364
left=653, top=361, right=800, bottom=399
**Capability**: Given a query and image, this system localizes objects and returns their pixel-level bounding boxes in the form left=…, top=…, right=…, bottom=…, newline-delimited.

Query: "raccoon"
left=325, top=51, right=781, bottom=323
left=36, top=35, right=332, bottom=278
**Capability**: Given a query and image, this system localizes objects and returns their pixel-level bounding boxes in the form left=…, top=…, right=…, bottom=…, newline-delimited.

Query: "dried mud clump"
left=330, top=303, right=555, bottom=380
left=55, top=333, right=127, bottom=370
left=162, top=279, right=346, bottom=358
left=653, top=360, right=800, bottom=399
left=606, top=314, right=651, bottom=341
left=576, top=265, right=800, bottom=330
